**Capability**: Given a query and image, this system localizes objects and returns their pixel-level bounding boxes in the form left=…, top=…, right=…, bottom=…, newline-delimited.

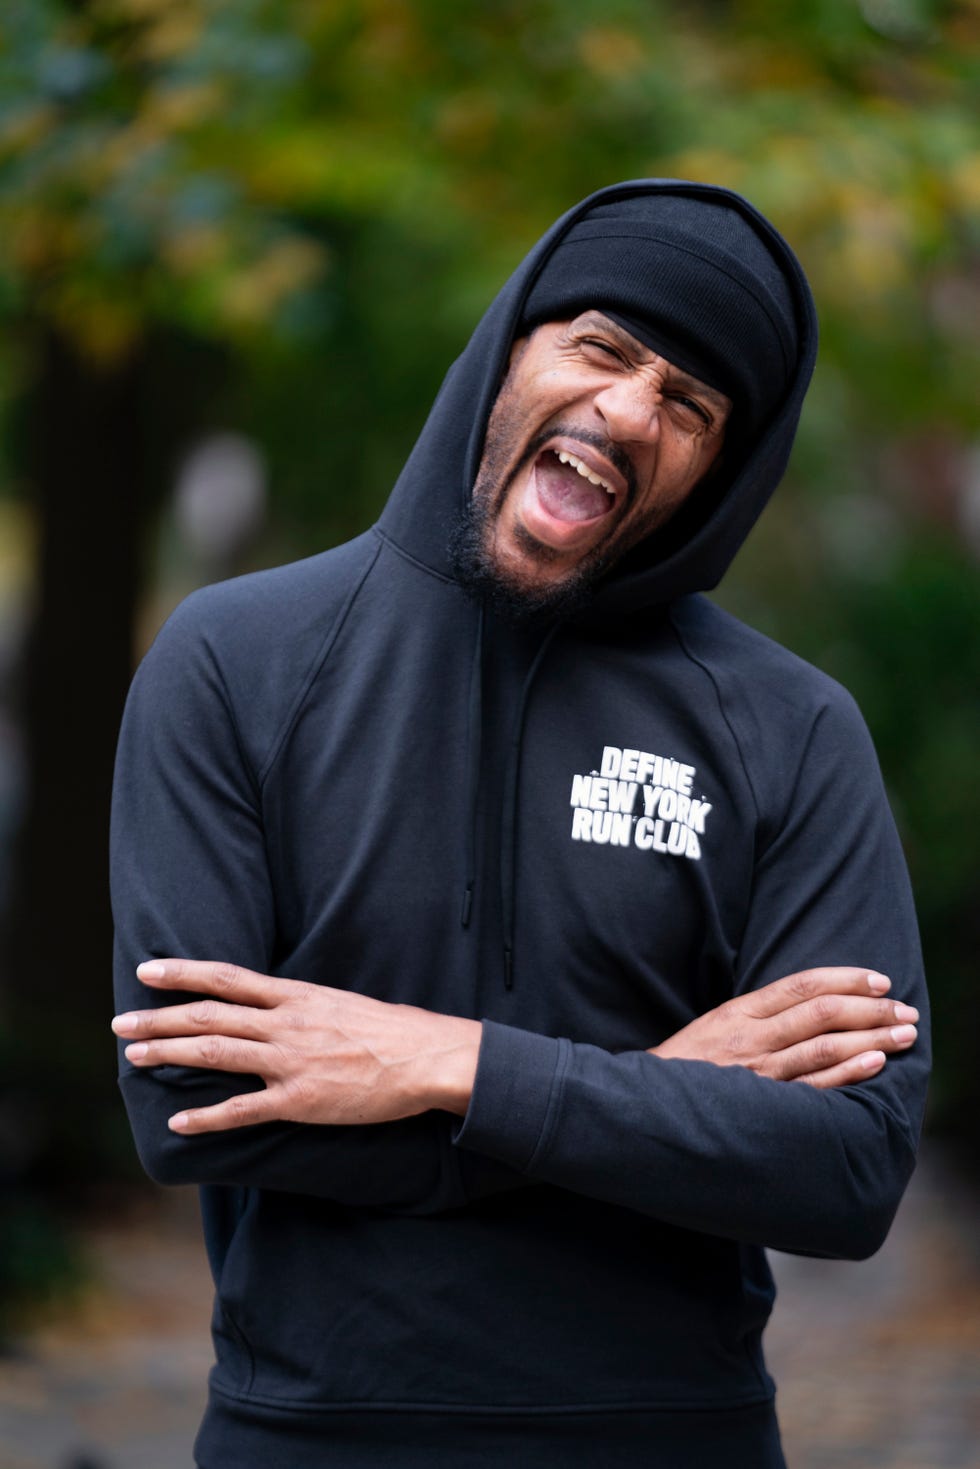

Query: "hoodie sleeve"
left=111, top=593, right=522, bottom=1213
left=454, top=689, right=929, bottom=1258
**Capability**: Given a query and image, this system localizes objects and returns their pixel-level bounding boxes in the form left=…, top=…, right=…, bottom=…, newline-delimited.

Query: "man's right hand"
left=650, top=967, right=918, bottom=1089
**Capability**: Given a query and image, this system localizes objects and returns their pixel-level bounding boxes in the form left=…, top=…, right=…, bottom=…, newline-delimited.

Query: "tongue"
left=535, top=454, right=611, bottom=523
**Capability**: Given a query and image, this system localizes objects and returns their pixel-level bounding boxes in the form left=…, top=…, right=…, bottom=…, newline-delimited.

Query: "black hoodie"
left=111, top=181, right=929, bottom=1468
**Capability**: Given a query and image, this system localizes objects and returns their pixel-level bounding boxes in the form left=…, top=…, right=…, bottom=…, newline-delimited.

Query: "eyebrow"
left=576, top=312, right=732, bottom=414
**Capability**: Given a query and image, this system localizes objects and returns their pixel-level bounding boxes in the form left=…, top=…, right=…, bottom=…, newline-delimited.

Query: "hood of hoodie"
left=378, top=178, right=818, bottom=619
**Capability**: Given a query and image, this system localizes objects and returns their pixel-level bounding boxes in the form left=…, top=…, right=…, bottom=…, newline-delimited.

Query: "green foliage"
left=0, top=0, right=324, bottom=354
left=2, top=1, right=976, bottom=365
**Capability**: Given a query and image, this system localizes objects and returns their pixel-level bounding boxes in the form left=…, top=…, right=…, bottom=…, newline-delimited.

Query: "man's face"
left=467, top=311, right=731, bottom=613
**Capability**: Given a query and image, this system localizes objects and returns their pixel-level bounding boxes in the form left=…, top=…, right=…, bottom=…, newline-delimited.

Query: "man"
left=111, top=181, right=929, bottom=1468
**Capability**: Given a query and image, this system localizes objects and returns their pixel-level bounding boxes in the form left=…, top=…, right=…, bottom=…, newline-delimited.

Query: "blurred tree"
left=0, top=0, right=976, bottom=1252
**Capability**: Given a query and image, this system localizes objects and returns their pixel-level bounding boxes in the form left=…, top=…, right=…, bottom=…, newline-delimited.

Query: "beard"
left=448, top=370, right=638, bottom=626
left=449, top=428, right=719, bottom=627
left=447, top=463, right=617, bottom=628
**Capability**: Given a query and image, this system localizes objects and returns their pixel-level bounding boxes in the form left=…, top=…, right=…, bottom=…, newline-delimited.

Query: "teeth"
left=557, top=450, right=614, bottom=495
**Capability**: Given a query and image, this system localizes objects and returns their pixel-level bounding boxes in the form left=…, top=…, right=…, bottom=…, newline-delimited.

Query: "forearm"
left=449, top=957, right=927, bottom=1255
left=120, top=1066, right=457, bottom=1206
left=114, top=951, right=515, bottom=1211
left=116, top=951, right=926, bottom=1240
left=454, top=1020, right=922, bottom=1257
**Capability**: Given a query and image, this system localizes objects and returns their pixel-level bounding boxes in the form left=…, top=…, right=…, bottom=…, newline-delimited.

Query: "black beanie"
left=519, top=193, right=800, bottom=445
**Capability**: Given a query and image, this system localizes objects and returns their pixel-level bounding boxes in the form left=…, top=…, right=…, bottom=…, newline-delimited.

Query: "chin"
left=448, top=497, right=606, bottom=628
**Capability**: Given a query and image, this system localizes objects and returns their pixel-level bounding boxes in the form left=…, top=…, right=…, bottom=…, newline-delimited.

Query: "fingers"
left=744, top=967, right=892, bottom=1019
left=794, top=1051, right=887, bottom=1090
left=123, top=1034, right=273, bottom=1075
left=112, top=997, right=269, bottom=1043
left=767, top=994, right=919, bottom=1052
left=135, top=958, right=287, bottom=1007
left=770, top=1022, right=918, bottom=1082
left=167, top=1087, right=285, bottom=1135
left=112, top=959, right=295, bottom=1040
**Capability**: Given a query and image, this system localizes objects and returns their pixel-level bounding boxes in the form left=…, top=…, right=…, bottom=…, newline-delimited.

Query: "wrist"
left=421, top=1017, right=482, bottom=1117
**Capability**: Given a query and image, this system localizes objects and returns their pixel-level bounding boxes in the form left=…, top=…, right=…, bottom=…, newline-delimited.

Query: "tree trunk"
left=5, top=328, right=146, bottom=1197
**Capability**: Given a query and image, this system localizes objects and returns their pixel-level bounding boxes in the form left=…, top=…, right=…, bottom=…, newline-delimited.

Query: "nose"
left=593, top=376, right=662, bottom=445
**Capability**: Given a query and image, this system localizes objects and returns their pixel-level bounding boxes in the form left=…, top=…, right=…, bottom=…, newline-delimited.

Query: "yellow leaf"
left=47, top=282, right=143, bottom=364
left=949, top=153, right=980, bottom=212
left=0, top=502, right=37, bottom=599
left=662, top=147, right=748, bottom=192
left=141, top=80, right=227, bottom=134
left=219, top=237, right=328, bottom=328
left=0, top=104, right=58, bottom=159
left=577, top=29, right=648, bottom=80
left=161, top=222, right=228, bottom=275
left=8, top=208, right=86, bottom=275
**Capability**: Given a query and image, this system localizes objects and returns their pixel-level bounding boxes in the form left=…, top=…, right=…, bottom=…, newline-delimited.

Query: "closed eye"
left=582, top=337, right=628, bottom=366
left=669, top=393, right=712, bottom=427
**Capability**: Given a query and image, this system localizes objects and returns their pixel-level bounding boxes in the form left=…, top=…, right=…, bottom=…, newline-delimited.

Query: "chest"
left=262, top=608, right=758, bottom=1045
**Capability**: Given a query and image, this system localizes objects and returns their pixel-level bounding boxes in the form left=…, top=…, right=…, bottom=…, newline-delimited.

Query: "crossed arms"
left=112, top=958, right=919, bottom=1134
left=111, top=957, right=925, bottom=1256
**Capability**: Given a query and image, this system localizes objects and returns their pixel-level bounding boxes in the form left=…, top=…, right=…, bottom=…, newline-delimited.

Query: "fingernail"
left=867, top=973, right=891, bottom=994
left=894, top=1002, right=919, bottom=1022
left=860, top=1050, right=886, bottom=1070
left=112, top=1014, right=137, bottom=1034
left=169, top=1113, right=189, bottom=1131
left=125, top=1042, right=148, bottom=1060
left=137, top=961, right=166, bottom=981
left=891, top=1024, right=917, bottom=1045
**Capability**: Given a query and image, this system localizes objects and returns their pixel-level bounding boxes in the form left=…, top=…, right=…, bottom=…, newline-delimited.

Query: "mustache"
left=513, top=425, right=637, bottom=507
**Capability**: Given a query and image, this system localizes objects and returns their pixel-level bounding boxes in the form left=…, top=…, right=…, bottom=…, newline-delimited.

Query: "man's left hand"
left=112, top=960, right=481, bottom=1135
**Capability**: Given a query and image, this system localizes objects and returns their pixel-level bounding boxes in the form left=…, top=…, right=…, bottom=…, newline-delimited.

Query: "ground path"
left=1, top=1143, right=977, bottom=1468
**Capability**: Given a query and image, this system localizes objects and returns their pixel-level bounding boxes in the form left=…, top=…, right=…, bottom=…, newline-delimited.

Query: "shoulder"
left=669, top=593, right=864, bottom=724
left=668, top=594, right=880, bottom=816
left=162, top=532, right=379, bottom=657
left=130, top=531, right=381, bottom=775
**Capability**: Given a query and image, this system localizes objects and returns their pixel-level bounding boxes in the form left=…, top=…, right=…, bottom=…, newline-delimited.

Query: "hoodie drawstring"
left=499, top=622, right=561, bottom=989
left=460, top=605, right=560, bottom=989
left=460, top=604, right=485, bottom=929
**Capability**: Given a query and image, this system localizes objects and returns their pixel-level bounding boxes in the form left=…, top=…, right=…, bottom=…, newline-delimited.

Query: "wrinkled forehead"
left=548, top=309, right=733, bottom=414
left=520, top=193, right=799, bottom=439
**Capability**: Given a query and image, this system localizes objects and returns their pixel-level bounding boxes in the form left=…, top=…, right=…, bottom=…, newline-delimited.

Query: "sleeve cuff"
left=452, top=1019, right=565, bottom=1172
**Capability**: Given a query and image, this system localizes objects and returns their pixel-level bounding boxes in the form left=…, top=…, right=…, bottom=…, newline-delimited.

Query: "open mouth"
left=533, top=447, right=619, bottom=525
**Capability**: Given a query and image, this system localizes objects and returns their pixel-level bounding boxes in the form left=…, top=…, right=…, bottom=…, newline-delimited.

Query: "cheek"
left=672, top=437, right=721, bottom=494
left=628, top=443, right=715, bottom=528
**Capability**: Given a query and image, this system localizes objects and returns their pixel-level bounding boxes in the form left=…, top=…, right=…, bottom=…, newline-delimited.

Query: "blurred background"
left=0, top=1, right=977, bottom=1465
